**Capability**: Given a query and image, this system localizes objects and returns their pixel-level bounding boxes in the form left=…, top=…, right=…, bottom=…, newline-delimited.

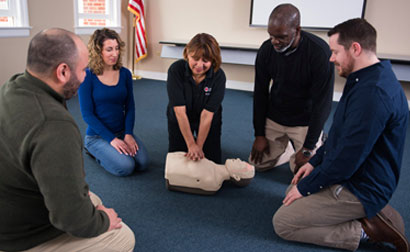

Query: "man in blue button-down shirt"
left=273, top=18, right=409, bottom=251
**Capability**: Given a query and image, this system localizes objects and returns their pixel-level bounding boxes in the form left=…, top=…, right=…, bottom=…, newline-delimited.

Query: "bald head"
left=27, top=28, right=80, bottom=78
left=269, top=4, right=300, bottom=29
left=267, top=4, right=301, bottom=53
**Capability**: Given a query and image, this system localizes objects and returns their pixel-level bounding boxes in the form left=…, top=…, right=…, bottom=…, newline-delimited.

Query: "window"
left=0, top=0, right=30, bottom=38
left=74, top=0, right=121, bottom=35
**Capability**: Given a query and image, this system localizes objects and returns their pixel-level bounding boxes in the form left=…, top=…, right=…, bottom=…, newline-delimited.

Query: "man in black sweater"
left=250, top=4, right=334, bottom=173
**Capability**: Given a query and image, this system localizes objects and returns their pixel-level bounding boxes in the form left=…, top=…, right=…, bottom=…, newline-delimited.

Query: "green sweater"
left=0, top=71, right=109, bottom=251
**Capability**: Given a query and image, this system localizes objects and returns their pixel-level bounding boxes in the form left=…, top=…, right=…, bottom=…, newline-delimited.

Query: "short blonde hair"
left=183, top=33, right=222, bottom=72
left=88, top=28, right=125, bottom=75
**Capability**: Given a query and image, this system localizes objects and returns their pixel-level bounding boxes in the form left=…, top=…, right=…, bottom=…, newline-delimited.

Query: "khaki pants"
left=22, top=192, right=135, bottom=252
left=249, top=119, right=322, bottom=173
left=273, top=185, right=366, bottom=251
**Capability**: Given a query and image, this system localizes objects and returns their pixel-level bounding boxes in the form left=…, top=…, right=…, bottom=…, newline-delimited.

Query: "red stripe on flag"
left=128, top=0, right=147, bottom=62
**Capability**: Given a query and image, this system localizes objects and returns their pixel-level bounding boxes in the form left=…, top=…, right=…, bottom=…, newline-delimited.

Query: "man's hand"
left=186, top=143, right=204, bottom=161
left=283, top=185, right=303, bottom=206
left=124, top=134, right=139, bottom=156
left=282, top=163, right=314, bottom=206
left=291, top=162, right=314, bottom=185
left=250, top=136, right=269, bottom=164
left=294, top=148, right=312, bottom=173
left=110, top=137, right=132, bottom=155
left=96, top=205, right=122, bottom=231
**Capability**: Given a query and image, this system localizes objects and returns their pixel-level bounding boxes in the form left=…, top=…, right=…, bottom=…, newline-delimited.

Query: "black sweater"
left=253, top=31, right=334, bottom=149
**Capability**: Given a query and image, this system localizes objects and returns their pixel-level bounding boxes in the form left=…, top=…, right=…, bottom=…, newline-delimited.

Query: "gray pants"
left=249, top=119, right=322, bottom=173
left=21, top=192, right=135, bottom=252
left=273, top=185, right=366, bottom=251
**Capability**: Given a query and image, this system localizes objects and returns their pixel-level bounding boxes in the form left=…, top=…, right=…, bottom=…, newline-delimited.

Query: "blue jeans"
left=84, top=133, right=149, bottom=176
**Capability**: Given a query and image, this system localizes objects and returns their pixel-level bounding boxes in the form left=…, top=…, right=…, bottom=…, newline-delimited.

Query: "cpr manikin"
left=165, top=152, right=255, bottom=195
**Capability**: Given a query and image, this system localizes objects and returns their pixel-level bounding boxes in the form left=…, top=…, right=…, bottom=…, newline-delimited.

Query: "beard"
left=63, top=72, right=81, bottom=100
left=338, top=54, right=355, bottom=78
left=273, top=33, right=296, bottom=53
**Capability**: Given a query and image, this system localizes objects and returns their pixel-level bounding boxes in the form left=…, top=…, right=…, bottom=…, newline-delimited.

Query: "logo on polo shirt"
left=204, top=86, right=212, bottom=96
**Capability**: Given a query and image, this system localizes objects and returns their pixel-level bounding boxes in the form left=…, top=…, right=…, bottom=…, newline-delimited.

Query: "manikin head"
left=225, top=158, right=255, bottom=187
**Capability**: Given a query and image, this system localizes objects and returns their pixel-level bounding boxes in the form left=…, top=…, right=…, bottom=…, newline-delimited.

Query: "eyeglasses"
left=270, top=32, right=295, bottom=44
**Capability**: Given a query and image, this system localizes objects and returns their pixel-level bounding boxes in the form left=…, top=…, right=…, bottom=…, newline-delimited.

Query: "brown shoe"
left=359, top=205, right=409, bottom=252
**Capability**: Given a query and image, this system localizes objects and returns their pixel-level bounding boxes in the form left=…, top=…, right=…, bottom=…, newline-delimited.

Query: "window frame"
left=73, top=0, right=121, bottom=35
left=0, top=0, right=31, bottom=38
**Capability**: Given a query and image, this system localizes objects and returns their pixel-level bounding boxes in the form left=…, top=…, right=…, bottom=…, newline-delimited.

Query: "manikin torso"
left=165, top=152, right=254, bottom=194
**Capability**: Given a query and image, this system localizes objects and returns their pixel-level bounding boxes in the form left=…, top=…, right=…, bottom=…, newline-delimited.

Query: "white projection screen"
left=250, top=0, right=366, bottom=29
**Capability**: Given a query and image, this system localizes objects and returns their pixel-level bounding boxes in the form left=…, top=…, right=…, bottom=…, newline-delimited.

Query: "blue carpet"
left=67, top=78, right=409, bottom=252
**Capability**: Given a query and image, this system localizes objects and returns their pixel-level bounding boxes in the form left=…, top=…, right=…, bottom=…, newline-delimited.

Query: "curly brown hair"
left=88, top=28, right=125, bottom=75
left=183, top=33, right=222, bottom=72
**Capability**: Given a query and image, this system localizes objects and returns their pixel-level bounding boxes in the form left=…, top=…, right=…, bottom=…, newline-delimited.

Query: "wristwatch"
left=302, top=149, right=312, bottom=157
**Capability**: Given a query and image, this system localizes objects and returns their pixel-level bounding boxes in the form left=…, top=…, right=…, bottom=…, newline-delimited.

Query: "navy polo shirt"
left=297, top=61, right=409, bottom=218
left=167, top=59, right=226, bottom=125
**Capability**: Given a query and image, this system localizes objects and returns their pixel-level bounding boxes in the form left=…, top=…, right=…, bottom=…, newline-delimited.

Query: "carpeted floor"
left=67, top=78, right=409, bottom=252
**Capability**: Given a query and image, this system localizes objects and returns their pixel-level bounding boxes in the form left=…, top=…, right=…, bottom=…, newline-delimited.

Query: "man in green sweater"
left=0, top=28, right=135, bottom=251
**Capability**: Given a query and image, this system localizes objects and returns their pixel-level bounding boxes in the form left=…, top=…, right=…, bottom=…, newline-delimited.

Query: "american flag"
left=128, top=0, right=147, bottom=62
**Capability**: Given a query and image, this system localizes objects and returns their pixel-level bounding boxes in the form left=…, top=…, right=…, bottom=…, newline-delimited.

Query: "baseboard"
left=134, top=70, right=168, bottom=81
left=133, top=70, right=410, bottom=106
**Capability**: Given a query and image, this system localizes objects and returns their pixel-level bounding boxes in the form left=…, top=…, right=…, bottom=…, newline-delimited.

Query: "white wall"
left=0, top=0, right=409, bottom=99
left=132, top=0, right=410, bottom=98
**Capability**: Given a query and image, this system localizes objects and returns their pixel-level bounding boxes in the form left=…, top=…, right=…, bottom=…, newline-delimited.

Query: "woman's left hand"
left=186, top=143, right=204, bottom=161
left=124, top=134, right=139, bottom=156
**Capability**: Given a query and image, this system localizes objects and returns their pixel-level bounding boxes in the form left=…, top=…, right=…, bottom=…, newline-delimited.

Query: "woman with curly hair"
left=79, top=28, right=149, bottom=176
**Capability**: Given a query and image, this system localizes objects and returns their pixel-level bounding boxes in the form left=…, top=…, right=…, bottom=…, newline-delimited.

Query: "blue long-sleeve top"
left=297, top=60, right=409, bottom=218
left=78, top=67, right=135, bottom=143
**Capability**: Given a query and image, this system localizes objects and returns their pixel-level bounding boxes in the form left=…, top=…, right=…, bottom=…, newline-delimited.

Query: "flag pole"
left=128, top=0, right=146, bottom=80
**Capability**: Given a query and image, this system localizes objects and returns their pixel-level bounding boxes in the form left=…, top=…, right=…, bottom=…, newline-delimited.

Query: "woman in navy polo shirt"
left=167, top=33, right=226, bottom=163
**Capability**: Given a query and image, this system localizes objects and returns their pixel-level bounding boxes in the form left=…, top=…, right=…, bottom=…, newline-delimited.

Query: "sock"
left=360, top=228, right=369, bottom=241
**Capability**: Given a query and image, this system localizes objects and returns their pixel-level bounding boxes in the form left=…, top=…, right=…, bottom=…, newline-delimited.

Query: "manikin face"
left=329, top=33, right=355, bottom=78
left=63, top=40, right=88, bottom=99
left=187, top=52, right=212, bottom=77
left=225, top=158, right=255, bottom=180
left=101, top=38, right=120, bottom=67
left=268, top=23, right=297, bottom=53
